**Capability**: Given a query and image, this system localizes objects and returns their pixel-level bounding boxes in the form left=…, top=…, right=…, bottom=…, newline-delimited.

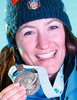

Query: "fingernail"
left=20, top=85, right=25, bottom=90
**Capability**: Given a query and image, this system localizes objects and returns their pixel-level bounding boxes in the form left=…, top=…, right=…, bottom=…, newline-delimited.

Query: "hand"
left=0, top=83, right=27, bottom=100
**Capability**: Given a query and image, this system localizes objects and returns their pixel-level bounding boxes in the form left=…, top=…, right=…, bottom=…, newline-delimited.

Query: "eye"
left=48, top=26, right=58, bottom=30
left=24, top=31, right=33, bottom=36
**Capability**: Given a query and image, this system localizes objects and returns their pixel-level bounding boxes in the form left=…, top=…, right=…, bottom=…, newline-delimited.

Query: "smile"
left=37, top=51, right=56, bottom=59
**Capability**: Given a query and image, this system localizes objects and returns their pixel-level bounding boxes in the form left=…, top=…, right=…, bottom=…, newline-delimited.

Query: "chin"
left=44, top=64, right=60, bottom=74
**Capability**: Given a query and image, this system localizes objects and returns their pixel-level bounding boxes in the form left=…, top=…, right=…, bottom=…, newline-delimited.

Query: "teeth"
left=37, top=51, right=56, bottom=59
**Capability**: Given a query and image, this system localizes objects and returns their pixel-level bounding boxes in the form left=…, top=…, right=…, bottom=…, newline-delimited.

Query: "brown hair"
left=64, top=24, right=77, bottom=55
left=0, top=46, right=15, bottom=91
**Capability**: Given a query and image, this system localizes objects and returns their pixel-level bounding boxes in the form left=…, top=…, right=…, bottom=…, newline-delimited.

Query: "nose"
left=36, top=34, right=50, bottom=49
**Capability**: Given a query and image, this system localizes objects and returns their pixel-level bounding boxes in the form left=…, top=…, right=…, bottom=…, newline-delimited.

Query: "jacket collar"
left=64, top=54, right=77, bottom=98
left=64, top=53, right=76, bottom=83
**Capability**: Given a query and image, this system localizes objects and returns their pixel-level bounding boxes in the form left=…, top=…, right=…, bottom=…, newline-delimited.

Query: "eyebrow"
left=20, top=25, right=35, bottom=30
left=46, top=19, right=62, bottom=25
left=18, top=25, right=35, bottom=33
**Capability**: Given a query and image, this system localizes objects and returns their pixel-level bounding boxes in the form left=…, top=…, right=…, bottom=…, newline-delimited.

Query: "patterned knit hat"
left=6, top=0, right=72, bottom=45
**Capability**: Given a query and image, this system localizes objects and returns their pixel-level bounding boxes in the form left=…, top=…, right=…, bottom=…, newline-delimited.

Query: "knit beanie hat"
left=6, top=0, right=72, bottom=45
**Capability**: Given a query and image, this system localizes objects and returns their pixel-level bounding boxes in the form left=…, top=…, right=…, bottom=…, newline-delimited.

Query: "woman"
left=0, top=0, right=77, bottom=100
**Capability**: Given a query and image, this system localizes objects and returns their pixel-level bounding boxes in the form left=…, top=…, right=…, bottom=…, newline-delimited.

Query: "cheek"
left=52, top=31, right=65, bottom=46
left=17, top=40, right=34, bottom=57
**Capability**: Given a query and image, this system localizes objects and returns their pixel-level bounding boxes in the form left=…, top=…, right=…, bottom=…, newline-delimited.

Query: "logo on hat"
left=27, top=0, right=41, bottom=10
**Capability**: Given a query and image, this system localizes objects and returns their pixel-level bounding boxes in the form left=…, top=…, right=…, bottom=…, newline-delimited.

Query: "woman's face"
left=16, top=18, right=66, bottom=77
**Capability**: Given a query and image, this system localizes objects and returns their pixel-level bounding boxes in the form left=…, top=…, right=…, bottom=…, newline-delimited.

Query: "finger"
left=17, top=94, right=27, bottom=100
left=1, top=83, right=20, bottom=95
left=0, top=92, right=2, bottom=99
left=8, top=90, right=26, bottom=100
left=1, top=85, right=25, bottom=100
left=0, top=83, right=20, bottom=99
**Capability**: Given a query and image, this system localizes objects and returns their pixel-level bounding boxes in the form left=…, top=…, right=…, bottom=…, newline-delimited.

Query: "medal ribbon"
left=8, top=64, right=64, bottom=98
